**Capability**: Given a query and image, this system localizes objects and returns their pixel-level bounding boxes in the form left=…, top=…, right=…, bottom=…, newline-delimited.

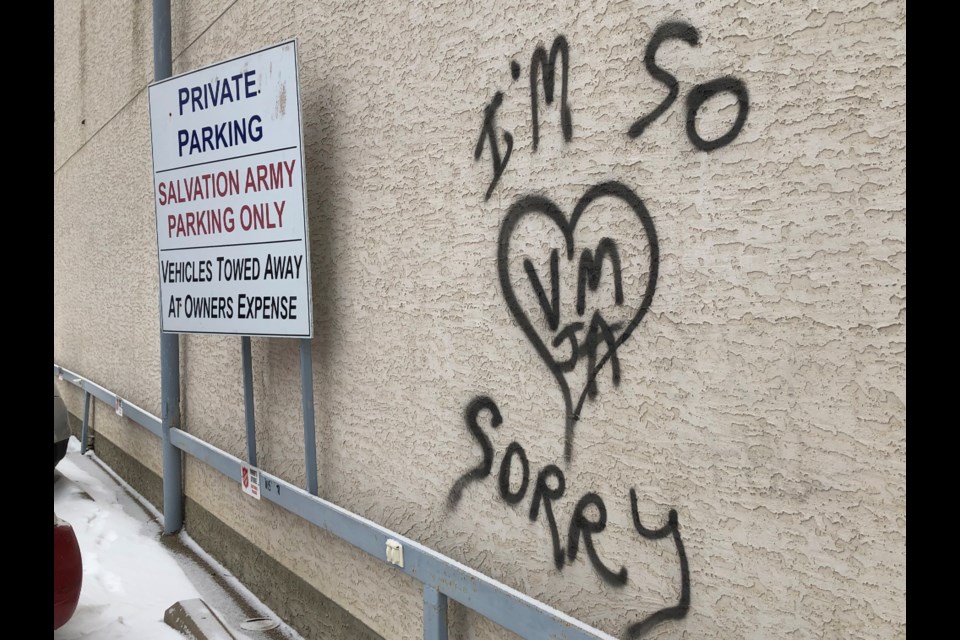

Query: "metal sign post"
left=149, top=39, right=318, bottom=507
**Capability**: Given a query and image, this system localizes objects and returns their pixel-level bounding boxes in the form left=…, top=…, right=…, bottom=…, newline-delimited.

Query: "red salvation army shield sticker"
left=240, top=462, right=260, bottom=500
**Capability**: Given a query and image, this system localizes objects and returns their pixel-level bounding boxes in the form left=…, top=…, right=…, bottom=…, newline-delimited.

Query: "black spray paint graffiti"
left=628, top=21, right=749, bottom=151
left=498, top=181, right=658, bottom=462
left=446, top=398, right=689, bottom=635
left=475, top=36, right=573, bottom=201
left=474, top=92, right=514, bottom=201
left=627, top=489, right=691, bottom=638
left=475, top=24, right=749, bottom=202
left=457, top=22, right=750, bottom=637
left=530, top=35, right=573, bottom=151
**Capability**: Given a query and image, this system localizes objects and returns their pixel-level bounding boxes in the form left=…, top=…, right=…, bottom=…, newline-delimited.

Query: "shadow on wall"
left=232, top=73, right=345, bottom=492
left=298, top=77, right=343, bottom=497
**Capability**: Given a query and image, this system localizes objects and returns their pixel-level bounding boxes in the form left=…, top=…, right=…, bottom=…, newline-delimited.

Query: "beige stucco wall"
left=54, top=1, right=906, bottom=639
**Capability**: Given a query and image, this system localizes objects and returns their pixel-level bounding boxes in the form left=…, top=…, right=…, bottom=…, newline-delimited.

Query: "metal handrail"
left=54, top=364, right=616, bottom=640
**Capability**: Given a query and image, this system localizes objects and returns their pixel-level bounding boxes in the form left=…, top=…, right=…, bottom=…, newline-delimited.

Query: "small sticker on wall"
left=115, top=397, right=123, bottom=417
left=240, top=462, right=261, bottom=500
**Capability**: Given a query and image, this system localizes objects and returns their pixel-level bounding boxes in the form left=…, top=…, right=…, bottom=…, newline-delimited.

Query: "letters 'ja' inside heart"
left=497, top=181, right=659, bottom=463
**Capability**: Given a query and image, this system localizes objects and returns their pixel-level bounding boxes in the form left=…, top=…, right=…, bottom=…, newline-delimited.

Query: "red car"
left=54, top=383, right=82, bottom=630
left=54, top=512, right=83, bottom=630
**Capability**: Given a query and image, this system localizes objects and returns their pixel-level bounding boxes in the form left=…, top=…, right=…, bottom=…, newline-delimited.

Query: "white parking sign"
left=148, top=40, right=312, bottom=337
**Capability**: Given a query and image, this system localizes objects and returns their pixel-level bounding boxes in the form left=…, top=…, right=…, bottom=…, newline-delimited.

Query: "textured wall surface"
left=54, top=1, right=906, bottom=638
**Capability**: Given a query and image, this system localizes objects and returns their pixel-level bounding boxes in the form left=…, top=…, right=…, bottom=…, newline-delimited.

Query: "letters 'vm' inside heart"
left=497, top=182, right=659, bottom=462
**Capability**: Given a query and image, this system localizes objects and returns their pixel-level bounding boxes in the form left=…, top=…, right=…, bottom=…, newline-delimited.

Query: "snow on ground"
left=54, top=436, right=305, bottom=640
left=54, top=437, right=200, bottom=639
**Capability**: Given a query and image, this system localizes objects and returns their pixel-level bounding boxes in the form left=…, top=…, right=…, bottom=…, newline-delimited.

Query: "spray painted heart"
left=497, top=181, right=659, bottom=463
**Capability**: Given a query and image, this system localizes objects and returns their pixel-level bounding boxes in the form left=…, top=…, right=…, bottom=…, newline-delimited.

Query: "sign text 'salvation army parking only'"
left=149, top=40, right=312, bottom=337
